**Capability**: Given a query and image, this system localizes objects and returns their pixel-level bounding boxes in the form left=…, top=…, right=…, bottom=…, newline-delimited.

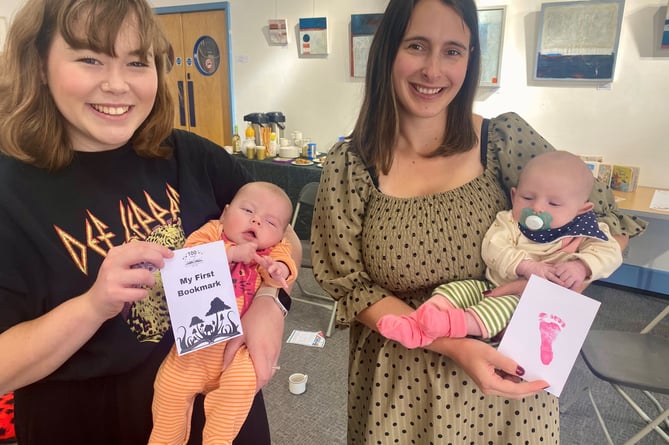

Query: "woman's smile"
left=90, top=104, right=132, bottom=116
left=412, top=83, right=445, bottom=96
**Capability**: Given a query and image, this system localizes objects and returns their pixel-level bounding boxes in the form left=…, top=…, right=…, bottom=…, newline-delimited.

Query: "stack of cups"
left=292, top=131, right=303, bottom=149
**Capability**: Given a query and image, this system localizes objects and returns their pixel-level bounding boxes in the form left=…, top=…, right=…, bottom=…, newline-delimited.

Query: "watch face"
left=274, top=295, right=288, bottom=317
left=278, top=288, right=292, bottom=311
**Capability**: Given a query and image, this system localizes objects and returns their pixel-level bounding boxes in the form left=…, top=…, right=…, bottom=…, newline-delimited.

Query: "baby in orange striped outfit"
left=149, top=182, right=297, bottom=445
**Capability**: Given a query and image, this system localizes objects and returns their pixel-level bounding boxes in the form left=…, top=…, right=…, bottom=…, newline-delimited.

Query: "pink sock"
left=376, top=312, right=434, bottom=348
left=415, top=305, right=468, bottom=338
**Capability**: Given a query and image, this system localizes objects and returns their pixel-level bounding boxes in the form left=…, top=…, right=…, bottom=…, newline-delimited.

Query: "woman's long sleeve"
left=310, top=144, right=392, bottom=325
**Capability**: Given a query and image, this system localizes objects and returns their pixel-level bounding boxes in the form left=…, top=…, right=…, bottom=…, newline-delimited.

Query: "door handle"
left=187, top=73, right=196, bottom=127
left=177, top=80, right=186, bottom=127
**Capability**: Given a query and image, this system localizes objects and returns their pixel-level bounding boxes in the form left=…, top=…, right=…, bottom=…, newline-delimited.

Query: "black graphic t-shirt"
left=0, top=130, right=251, bottom=381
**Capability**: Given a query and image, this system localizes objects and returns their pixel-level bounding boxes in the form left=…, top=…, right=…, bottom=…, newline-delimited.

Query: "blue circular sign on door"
left=193, top=35, right=220, bottom=76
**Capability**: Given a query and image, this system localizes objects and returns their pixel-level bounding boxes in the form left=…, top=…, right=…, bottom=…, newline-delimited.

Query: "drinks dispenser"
left=266, top=112, right=286, bottom=139
left=242, top=112, right=268, bottom=146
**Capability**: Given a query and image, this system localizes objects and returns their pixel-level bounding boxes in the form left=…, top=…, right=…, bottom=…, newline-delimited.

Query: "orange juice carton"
left=610, top=165, right=640, bottom=192
left=584, top=161, right=613, bottom=187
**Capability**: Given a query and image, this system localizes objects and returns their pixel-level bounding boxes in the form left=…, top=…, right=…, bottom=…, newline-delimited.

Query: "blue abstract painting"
left=535, top=0, right=625, bottom=81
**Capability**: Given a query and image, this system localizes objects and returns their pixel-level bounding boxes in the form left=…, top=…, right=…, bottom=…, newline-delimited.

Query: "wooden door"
left=158, top=14, right=186, bottom=132
left=158, top=9, right=232, bottom=147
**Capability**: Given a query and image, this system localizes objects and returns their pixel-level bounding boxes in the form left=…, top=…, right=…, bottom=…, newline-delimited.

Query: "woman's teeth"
left=92, top=105, right=130, bottom=115
left=415, top=85, right=442, bottom=95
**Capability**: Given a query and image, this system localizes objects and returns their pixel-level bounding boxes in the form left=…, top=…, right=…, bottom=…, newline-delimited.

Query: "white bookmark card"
left=160, top=241, right=241, bottom=356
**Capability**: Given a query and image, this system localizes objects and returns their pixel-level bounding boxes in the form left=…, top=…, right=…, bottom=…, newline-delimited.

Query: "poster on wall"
left=534, top=0, right=625, bottom=82
left=478, top=6, right=506, bottom=87
left=662, top=1, right=669, bottom=49
left=269, top=19, right=289, bottom=45
left=299, top=17, right=329, bottom=56
left=350, top=13, right=383, bottom=78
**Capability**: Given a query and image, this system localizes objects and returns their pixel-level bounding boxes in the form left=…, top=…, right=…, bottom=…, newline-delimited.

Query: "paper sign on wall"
left=299, top=17, right=328, bottom=56
left=269, top=19, right=288, bottom=45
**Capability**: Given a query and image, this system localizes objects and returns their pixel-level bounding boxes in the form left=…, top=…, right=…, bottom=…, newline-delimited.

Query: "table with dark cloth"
left=234, top=155, right=322, bottom=239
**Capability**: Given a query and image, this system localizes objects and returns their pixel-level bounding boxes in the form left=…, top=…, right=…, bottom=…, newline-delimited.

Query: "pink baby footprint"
left=538, top=313, right=566, bottom=365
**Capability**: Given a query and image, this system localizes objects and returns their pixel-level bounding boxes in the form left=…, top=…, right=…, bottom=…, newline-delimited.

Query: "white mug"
left=292, top=131, right=303, bottom=147
left=288, top=373, right=308, bottom=395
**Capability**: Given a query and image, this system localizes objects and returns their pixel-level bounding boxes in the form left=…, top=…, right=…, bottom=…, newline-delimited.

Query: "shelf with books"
left=600, top=186, right=669, bottom=296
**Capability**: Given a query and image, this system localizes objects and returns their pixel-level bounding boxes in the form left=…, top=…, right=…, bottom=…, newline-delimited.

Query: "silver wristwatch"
left=256, top=288, right=289, bottom=317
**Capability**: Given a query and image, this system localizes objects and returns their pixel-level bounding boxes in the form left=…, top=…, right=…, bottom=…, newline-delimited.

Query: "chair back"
left=579, top=303, right=669, bottom=443
left=291, top=182, right=320, bottom=269
left=287, top=182, right=338, bottom=337
left=291, top=182, right=319, bottom=227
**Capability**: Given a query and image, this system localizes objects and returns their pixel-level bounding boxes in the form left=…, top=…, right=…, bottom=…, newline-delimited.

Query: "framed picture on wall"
left=299, top=17, right=329, bottom=56
left=478, top=6, right=506, bottom=87
left=534, top=0, right=625, bottom=82
left=662, top=0, right=669, bottom=49
left=350, top=13, right=383, bottom=78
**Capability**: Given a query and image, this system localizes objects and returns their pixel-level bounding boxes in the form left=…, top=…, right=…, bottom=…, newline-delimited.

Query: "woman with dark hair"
left=311, top=0, right=644, bottom=443
left=0, top=1, right=296, bottom=444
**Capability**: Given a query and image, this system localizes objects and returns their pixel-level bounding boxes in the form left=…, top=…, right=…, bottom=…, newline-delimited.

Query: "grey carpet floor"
left=264, top=270, right=669, bottom=444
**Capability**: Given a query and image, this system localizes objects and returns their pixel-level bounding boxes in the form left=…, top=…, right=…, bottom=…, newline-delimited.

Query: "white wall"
left=151, top=0, right=387, bottom=155
left=3, top=0, right=668, bottom=188
left=474, top=0, right=669, bottom=190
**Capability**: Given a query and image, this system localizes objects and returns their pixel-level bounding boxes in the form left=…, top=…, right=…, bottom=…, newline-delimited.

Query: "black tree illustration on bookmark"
left=206, top=297, right=232, bottom=339
left=177, top=297, right=241, bottom=354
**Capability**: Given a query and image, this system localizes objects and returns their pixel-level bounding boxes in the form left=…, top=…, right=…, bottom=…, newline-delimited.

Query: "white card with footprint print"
left=497, top=275, right=600, bottom=397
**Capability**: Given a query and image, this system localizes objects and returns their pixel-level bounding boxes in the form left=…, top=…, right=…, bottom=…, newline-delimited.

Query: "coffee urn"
left=243, top=112, right=268, bottom=146
left=266, top=111, right=286, bottom=139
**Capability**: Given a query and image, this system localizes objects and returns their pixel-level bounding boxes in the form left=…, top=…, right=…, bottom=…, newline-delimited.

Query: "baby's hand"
left=553, top=260, right=589, bottom=291
left=228, top=243, right=259, bottom=264
left=256, top=255, right=290, bottom=290
left=516, top=260, right=556, bottom=281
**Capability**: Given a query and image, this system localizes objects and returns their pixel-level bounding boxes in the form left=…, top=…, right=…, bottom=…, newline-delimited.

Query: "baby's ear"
left=510, top=187, right=517, bottom=200
left=578, top=201, right=594, bottom=215
left=219, top=205, right=230, bottom=221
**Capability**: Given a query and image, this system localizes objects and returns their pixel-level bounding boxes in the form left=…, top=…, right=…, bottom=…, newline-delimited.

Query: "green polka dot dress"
left=311, top=112, right=646, bottom=444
